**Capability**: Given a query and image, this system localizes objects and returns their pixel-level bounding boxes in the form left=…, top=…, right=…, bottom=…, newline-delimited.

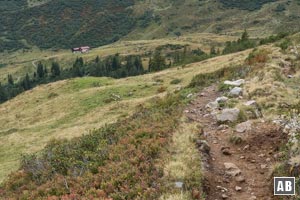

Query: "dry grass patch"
left=160, top=118, right=203, bottom=200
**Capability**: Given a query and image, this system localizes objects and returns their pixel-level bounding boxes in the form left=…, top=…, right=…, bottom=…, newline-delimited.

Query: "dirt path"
left=185, top=85, right=287, bottom=200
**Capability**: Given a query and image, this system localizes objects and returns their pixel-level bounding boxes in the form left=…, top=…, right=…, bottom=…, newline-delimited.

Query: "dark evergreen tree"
left=7, top=74, right=14, bottom=85
left=241, top=29, right=249, bottom=41
left=149, top=50, right=166, bottom=72
left=134, top=56, right=144, bottom=73
left=51, top=62, right=61, bottom=78
left=37, top=62, right=44, bottom=78
left=72, top=57, right=84, bottom=77
left=21, top=73, right=31, bottom=90
left=44, top=67, right=48, bottom=76
left=112, top=54, right=121, bottom=71
left=0, top=82, right=7, bottom=103
left=210, top=46, right=217, bottom=56
left=95, top=56, right=100, bottom=63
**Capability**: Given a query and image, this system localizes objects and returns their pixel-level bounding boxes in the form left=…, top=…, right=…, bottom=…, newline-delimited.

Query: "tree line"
left=0, top=54, right=145, bottom=103
left=0, top=30, right=289, bottom=104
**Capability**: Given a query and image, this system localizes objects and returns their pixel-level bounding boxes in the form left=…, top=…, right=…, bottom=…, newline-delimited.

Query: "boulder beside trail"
left=243, top=100, right=263, bottom=118
left=224, top=79, right=245, bottom=87
left=236, top=121, right=252, bottom=133
left=229, top=87, right=243, bottom=97
left=206, top=101, right=219, bottom=110
left=216, top=96, right=229, bottom=103
left=224, top=162, right=241, bottom=177
left=216, top=108, right=240, bottom=123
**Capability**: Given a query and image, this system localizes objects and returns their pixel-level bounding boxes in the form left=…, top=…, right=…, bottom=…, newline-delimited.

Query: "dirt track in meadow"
left=185, top=85, right=287, bottom=200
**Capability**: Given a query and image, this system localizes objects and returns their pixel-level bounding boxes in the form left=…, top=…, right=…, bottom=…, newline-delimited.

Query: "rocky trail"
left=184, top=85, right=288, bottom=200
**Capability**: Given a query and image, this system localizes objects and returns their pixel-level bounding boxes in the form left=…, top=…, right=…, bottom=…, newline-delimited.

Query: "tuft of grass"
left=229, top=135, right=243, bottom=145
left=170, top=78, right=182, bottom=85
left=157, top=86, right=167, bottom=93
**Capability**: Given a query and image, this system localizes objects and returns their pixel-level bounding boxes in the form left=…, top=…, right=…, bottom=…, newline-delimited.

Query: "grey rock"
left=236, top=121, right=252, bottom=133
left=221, top=147, right=232, bottom=155
left=216, top=96, right=229, bottom=103
left=244, top=100, right=257, bottom=106
left=224, top=162, right=241, bottom=177
left=243, top=145, right=250, bottom=151
left=261, top=164, right=267, bottom=169
left=217, top=185, right=228, bottom=192
left=243, top=100, right=263, bottom=118
left=249, top=196, right=257, bottom=200
left=235, top=175, right=245, bottom=183
left=218, top=124, right=229, bottom=130
left=217, top=108, right=240, bottom=123
left=222, top=194, right=229, bottom=199
left=187, top=93, right=193, bottom=98
left=206, top=101, right=219, bottom=110
left=229, top=87, right=243, bottom=97
left=175, top=181, right=183, bottom=188
left=224, top=79, right=245, bottom=86
left=235, top=186, right=242, bottom=191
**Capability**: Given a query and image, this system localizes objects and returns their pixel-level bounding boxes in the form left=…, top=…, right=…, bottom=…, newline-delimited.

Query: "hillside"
left=1, top=1, right=300, bottom=199
left=1, top=0, right=300, bottom=51
left=1, top=32, right=300, bottom=198
left=0, top=47, right=250, bottom=183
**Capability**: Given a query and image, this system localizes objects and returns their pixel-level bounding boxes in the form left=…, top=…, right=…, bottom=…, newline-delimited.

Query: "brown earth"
left=185, top=85, right=288, bottom=200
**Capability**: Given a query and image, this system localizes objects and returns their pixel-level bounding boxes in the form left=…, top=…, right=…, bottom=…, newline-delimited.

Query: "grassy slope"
left=0, top=47, right=251, bottom=183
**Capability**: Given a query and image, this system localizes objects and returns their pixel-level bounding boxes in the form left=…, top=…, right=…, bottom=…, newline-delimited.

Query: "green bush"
left=170, top=78, right=182, bottom=84
left=278, top=39, right=292, bottom=50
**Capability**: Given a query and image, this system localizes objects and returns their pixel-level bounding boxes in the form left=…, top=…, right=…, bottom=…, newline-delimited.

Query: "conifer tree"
left=37, top=62, right=45, bottom=78
left=7, top=74, right=14, bottom=85
left=241, top=29, right=249, bottom=41
left=51, top=62, right=61, bottom=78
left=0, top=82, right=7, bottom=103
left=210, top=46, right=217, bottom=56
left=21, top=73, right=31, bottom=90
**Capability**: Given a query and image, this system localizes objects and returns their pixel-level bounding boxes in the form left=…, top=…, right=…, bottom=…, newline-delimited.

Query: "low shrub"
left=245, top=49, right=269, bottom=65
left=229, top=135, right=243, bottom=145
left=170, top=78, right=182, bottom=85
left=278, top=38, right=292, bottom=51
left=1, top=93, right=185, bottom=199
